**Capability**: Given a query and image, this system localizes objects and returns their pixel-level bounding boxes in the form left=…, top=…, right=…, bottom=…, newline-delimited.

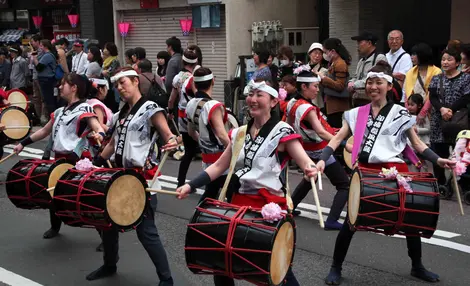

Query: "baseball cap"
left=308, top=43, right=323, bottom=54
left=351, top=32, right=378, bottom=44
left=73, top=40, right=84, bottom=47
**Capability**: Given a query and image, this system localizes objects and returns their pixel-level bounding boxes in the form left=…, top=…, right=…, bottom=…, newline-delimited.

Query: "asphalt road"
left=0, top=136, right=469, bottom=286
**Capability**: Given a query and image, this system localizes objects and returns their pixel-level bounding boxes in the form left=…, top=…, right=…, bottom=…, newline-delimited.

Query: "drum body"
left=185, top=198, right=296, bottom=286
left=225, top=110, right=239, bottom=131
left=0, top=106, right=31, bottom=143
left=7, top=89, right=29, bottom=111
left=349, top=167, right=439, bottom=238
left=53, top=168, right=149, bottom=231
left=6, top=158, right=73, bottom=209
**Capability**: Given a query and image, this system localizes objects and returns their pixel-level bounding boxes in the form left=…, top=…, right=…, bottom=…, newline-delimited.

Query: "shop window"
left=0, top=11, right=14, bottom=22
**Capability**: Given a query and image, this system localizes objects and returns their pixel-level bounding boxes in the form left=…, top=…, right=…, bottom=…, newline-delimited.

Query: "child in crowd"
left=407, top=94, right=431, bottom=172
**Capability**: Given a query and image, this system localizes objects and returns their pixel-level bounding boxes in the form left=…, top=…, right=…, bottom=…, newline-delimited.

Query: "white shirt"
left=386, top=47, right=413, bottom=102
left=72, top=51, right=89, bottom=75
left=386, top=47, right=412, bottom=75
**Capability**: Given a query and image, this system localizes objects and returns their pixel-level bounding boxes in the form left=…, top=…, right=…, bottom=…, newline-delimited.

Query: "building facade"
left=112, top=0, right=319, bottom=101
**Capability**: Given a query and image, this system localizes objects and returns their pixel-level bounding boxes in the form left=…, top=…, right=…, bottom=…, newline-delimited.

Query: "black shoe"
left=86, top=265, right=117, bottom=281
left=411, top=267, right=439, bottom=282
left=158, top=277, right=174, bottom=286
left=292, top=210, right=301, bottom=216
left=96, top=242, right=104, bottom=252
left=43, top=228, right=59, bottom=239
left=325, top=266, right=342, bottom=285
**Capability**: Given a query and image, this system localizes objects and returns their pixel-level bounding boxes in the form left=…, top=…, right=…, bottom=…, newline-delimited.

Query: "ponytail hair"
left=323, top=38, right=352, bottom=65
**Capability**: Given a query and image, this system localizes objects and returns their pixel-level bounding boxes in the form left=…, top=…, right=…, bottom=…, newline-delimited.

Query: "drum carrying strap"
left=351, top=103, right=422, bottom=168
left=218, top=125, right=247, bottom=202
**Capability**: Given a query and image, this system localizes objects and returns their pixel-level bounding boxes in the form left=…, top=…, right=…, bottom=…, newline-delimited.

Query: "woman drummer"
left=316, top=61, right=454, bottom=285
left=13, top=73, right=105, bottom=239
left=177, top=80, right=318, bottom=286
left=88, top=67, right=179, bottom=284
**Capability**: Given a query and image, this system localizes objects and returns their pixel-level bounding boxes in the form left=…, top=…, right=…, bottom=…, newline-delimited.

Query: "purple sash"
left=351, top=104, right=421, bottom=168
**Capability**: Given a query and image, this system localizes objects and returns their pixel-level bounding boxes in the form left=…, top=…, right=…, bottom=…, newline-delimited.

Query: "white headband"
left=243, top=80, right=278, bottom=98
left=183, top=55, right=198, bottom=64
left=297, top=76, right=321, bottom=83
left=90, top=78, right=109, bottom=89
left=366, top=72, right=393, bottom=84
left=110, top=70, right=139, bottom=83
left=194, top=74, right=214, bottom=82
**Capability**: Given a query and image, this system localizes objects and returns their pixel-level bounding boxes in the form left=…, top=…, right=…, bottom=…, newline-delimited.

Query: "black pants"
left=177, top=132, right=198, bottom=187
left=101, top=195, right=172, bottom=282
left=214, top=267, right=299, bottom=286
left=431, top=142, right=452, bottom=185
left=292, top=159, right=349, bottom=222
left=331, top=217, right=422, bottom=268
left=199, top=175, right=229, bottom=203
left=49, top=207, right=62, bottom=231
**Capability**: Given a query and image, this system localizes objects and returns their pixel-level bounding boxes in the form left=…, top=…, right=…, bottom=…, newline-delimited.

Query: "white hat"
left=308, top=43, right=323, bottom=54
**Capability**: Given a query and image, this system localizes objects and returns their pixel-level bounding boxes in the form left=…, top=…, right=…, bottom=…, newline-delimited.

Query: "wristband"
left=188, top=171, right=212, bottom=190
left=20, top=136, right=33, bottom=147
left=93, top=156, right=106, bottom=167
left=98, top=132, right=105, bottom=138
left=421, top=148, right=440, bottom=165
left=320, top=146, right=334, bottom=162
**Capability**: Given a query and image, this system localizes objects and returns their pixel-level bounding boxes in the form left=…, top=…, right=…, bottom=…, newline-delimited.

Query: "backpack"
left=142, top=74, right=168, bottom=108
left=48, top=52, right=64, bottom=81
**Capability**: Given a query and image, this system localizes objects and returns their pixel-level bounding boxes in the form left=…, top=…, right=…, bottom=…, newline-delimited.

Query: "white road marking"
left=4, top=149, right=44, bottom=160
left=0, top=266, right=43, bottom=286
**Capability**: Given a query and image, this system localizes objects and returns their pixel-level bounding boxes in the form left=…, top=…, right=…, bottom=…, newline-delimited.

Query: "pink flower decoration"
left=293, top=64, right=311, bottom=76
left=75, top=158, right=94, bottom=171
left=455, top=161, right=467, bottom=176
left=380, top=167, right=413, bottom=193
left=278, top=88, right=287, bottom=100
left=261, top=202, right=286, bottom=223
left=454, top=138, right=467, bottom=161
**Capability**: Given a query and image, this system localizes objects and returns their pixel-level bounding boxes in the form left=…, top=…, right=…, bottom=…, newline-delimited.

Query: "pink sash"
left=351, top=104, right=421, bottom=168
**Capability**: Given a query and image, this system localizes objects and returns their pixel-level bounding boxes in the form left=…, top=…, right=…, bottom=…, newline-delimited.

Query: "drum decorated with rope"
left=0, top=106, right=31, bottom=142
left=343, top=136, right=354, bottom=170
left=6, top=89, right=29, bottom=111
left=185, top=198, right=296, bottom=286
left=53, top=168, right=148, bottom=231
left=6, top=158, right=73, bottom=209
left=349, top=167, right=439, bottom=238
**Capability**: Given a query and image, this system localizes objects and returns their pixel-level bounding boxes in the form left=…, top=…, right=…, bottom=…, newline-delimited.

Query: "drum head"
left=106, top=174, right=146, bottom=227
left=48, top=163, right=73, bottom=189
left=1, top=107, right=31, bottom=141
left=7, top=89, right=28, bottom=111
left=343, top=136, right=354, bottom=170
left=270, top=221, right=295, bottom=285
left=348, top=171, right=361, bottom=225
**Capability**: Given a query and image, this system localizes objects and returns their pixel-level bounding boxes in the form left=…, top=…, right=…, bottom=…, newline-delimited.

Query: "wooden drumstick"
left=452, top=170, right=465, bottom=216
left=318, top=171, right=323, bottom=191
left=149, top=151, right=170, bottom=188
left=0, top=152, right=16, bottom=164
left=8, top=101, right=31, bottom=105
left=4, top=126, right=31, bottom=130
left=310, top=176, right=325, bottom=228
left=285, top=165, right=294, bottom=213
left=146, top=188, right=178, bottom=196
left=47, top=187, right=55, bottom=197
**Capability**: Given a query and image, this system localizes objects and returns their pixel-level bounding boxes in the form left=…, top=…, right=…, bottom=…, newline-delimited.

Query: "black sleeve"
left=35, top=63, right=46, bottom=72
left=429, top=87, right=443, bottom=110
left=451, top=94, right=470, bottom=111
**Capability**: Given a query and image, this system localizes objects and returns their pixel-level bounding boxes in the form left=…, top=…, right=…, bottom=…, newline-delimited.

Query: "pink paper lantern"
left=68, top=14, right=79, bottom=28
left=179, top=19, right=192, bottom=36
left=118, top=22, right=130, bottom=37
left=32, top=16, right=43, bottom=29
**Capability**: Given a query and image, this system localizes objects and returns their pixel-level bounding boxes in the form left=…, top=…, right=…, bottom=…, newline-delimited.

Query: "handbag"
left=323, top=69, right=349, bottom=98
left=439, top=74, right=469, bottom=139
